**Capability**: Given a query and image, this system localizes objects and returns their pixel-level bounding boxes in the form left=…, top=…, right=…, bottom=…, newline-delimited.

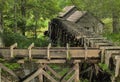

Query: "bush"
left=2, top=31, right=49, bottom=48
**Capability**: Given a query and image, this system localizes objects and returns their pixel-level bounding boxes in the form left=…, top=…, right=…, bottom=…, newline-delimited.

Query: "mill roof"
left=59, top=5, right=104, bottom=25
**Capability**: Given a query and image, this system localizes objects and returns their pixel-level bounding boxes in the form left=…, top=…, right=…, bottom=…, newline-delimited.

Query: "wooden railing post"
left=84, top=41, right=88, bottom=60
left=10, top=43, right=17, bottom=58
left=66, top=43, right=70, bottom=60
left=47, top=43, right=51, bottom=60
left=28, top=43, right=34, bottom=60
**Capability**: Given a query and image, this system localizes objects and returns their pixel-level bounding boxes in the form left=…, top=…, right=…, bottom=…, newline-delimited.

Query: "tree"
left=20, top=0, right=26, bottom=36
left=14, top=0, right=17, bottom=32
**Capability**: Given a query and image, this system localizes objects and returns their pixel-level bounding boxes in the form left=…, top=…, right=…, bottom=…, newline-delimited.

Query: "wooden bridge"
left=0, top=42, right=101, bottom=82
left=0, top=35, right=120, bottom=82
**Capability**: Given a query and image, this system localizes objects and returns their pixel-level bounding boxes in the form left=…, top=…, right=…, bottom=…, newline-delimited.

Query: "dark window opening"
left=85, top=27, right=89, bottom=30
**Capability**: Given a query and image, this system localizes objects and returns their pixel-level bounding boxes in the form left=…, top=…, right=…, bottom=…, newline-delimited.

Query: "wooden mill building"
left=48, top=6, right=104, bottom=46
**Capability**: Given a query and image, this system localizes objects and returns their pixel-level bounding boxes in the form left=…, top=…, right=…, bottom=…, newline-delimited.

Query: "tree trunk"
left=14, top=0, right=17, bottom=33
left=112, top=11, right=120, bottom=33
left=0, top=11, right=4, bottom=47
left=21, top=0, right=26, bottom=36
left=34, top=19, right=37, bottom=39
left=0, top=11, right=3, bottom=32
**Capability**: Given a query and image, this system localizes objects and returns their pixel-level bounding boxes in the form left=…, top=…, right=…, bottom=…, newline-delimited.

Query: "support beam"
left=42, top=69, right=57, bottom=82
left=115, top=56, right=120, bottom=77
left=61, top=67, right=74, bottom=82
left=67, top=73, right=75, bottom=82
left=74, top=63, right=80, bottom=82
left=23, top=64, right=45, bottom=82
left=46, top=64, right=61, bottom=79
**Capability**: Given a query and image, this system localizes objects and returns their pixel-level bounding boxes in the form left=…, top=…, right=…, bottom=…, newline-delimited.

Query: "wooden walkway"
left=0, top=36, right=120, bottom=81
left=0, top=43, right=100, bottom=82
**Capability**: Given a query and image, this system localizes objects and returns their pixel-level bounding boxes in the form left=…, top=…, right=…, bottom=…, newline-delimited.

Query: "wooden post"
left=115, top=56, right=120, bottom=77
left=38, top=64, right=46, bottom=82
left=38, top=71, right=43, bottom=82
left=101, top=48, right=105, bottom=63
left=74, top=63, right=80, bottom=82
left=84, top=41, right=88, bottom=60
left=66, top=43, right=70, bottom=60
left=47, top=43, right=51, bottom=60
left=10, top=43, right=17, bottom=58
left=38, top=64, right=43, bottom=82
left=28, top=43, right=34, bottom=60
left=105, top=51, right=111, bottom=67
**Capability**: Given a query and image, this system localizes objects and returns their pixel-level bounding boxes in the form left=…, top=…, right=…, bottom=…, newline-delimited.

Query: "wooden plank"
left=42, top=69, right=57, bottom=82
left=95, top=43, right=113, bottom=48
left=36, top=60, right=67, bottom=63
left=67, top=73, right=75, bottom=82
left=61, top=67, right=74, bottom=82
left=85, top=37, right=106, bottom=41
left=18, top=59, right=67, bottom=64
left=18, top=59, right=81, bottom=64
left=100, top=46, right=120, bottom=50
left=0, top=47, right=100, bottom=59
left=46, top=65, right=61, bottom=79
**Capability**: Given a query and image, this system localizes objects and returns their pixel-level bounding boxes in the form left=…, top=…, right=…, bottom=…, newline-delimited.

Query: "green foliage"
left=103, top=33, right=120, bottom=45
left=99, top=63, right=109, bottom=71
left=102, top=18, right=112, bottom=33
left=2, top=31, right=29, bottom=48
left=2, top=30, right=49, bottom=48
left=98, top=63, right=112, bottom=75
left=4, top=62, right=20, bottom=70
left=81, top=79, right=89, bottom=82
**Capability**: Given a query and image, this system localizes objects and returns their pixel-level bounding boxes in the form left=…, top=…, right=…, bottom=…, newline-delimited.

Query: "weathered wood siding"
left=76, top=13, right=104, bottom=34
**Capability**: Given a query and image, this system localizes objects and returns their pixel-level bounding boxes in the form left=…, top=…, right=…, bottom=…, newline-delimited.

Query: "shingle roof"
left=66, top=11, right=87, bottom=23
left=59, top=6, right=75, bottom=17
left=59, top=6, right=87, bottom=22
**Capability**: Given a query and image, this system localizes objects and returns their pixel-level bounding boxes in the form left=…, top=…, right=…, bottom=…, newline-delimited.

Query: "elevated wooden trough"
left=0, top=43, right=101, bottom=82
left=0, top=43, right=100, bottom=62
